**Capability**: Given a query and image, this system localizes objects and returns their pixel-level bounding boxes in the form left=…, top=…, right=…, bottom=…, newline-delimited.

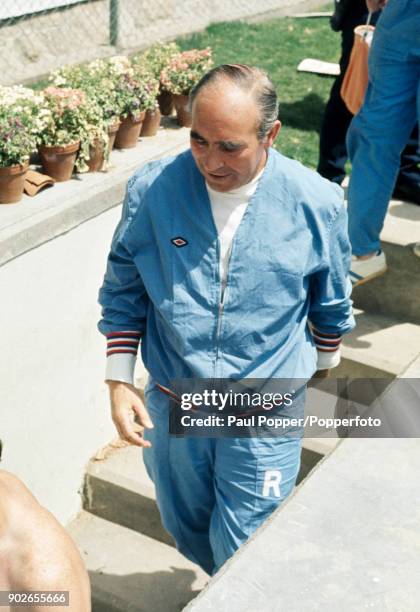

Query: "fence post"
left=110, top=0, right=119, bottom=46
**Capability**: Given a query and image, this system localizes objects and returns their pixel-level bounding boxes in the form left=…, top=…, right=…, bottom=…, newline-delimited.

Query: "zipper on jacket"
left=215, top=298, right=225, bottom=362
left=214, top=258, right=225, bottom=375
left=214, top=248, right=230, bottom=373
left=213, top=203, right=252, bottom=375
left=214, top=239, right=228, bottom=375
left=210, top=163, right=265, bottom=376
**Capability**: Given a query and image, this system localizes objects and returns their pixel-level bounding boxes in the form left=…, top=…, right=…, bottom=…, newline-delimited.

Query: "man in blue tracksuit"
left=98, top=64, right=355, bottom=575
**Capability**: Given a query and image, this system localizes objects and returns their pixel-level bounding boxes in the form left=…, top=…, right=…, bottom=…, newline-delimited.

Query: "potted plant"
left=104, top=56, right=151, bottom=149
left=160, top=48, right=213, bottom=126
left=133, top=42, right=180, bottom=116
left=131, top=64, right=161, bottom=137
left=39, top=86, right=109, bottom=179
left=51, top=62, right=117, bottom=169
left=0, top=86, right=46, bottom=204
left=38, top=87, right=83, bottom=180
left=85, top=59, right=122, bottom=152
left=80, top=95, right=110, bottom=172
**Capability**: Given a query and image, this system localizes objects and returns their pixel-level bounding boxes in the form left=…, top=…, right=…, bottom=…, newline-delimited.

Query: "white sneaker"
left=414, top=243, right=420, bottom=258
left=350, top=250, right=387, bottom=286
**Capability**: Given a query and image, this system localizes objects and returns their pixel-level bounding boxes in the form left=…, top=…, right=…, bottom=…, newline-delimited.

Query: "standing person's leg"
left=208, top=389, right=305, bottom=573
left=142, top=381, right=216, bottom=575
left=317, top=24, right=360, bottom=183
left=411, top=87, right=420, bottom=254
left=394, top=124, right=420, bottom=205
left=347, top=56, right=419, bottom=259
left=209, top=435, right=302, bottom=573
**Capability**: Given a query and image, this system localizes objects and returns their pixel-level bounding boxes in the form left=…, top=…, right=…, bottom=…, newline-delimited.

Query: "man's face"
left=190, top=82, right=280, bottom=192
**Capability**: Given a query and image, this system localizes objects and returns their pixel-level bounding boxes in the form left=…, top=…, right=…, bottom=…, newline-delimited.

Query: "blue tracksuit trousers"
left=347, top=0, right=420, bottom=255
left=142, top=380, right=302, bottom=575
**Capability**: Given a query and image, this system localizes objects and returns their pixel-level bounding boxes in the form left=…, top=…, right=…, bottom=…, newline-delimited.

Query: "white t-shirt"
left=206, top=168, right=264, bottom=302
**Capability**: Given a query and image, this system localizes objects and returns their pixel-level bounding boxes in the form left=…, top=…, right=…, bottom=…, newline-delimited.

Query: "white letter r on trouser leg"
left=262, top=470, right=282, bottom=497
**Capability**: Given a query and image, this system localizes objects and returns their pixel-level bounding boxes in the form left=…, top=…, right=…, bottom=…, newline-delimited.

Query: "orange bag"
left=340, top=24, right=375, bottom=115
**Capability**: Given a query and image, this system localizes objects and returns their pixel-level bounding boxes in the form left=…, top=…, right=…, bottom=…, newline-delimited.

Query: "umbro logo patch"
left=171, top=237, right=188, bottom=247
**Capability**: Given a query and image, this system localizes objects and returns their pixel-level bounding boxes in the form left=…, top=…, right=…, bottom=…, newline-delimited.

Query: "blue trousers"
left=347, top=0, right=420, bottom=255
left=142, top=380, right=302, bottom=575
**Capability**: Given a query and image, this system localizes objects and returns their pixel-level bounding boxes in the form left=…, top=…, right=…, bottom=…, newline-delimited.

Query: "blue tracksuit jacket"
left=98, top=147, right=355, bottom=384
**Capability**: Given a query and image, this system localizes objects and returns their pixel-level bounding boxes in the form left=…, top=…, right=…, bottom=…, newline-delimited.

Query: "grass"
left=176, top=16, right=341, bottom=169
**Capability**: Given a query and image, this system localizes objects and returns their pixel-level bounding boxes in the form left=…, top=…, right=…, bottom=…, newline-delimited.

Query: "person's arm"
left=98, top=188, right=153, bottom=447
left=309, top=202, right=355, bottom=376
left=0, top=470, right=91, bottom=611
left=366, top=0, right=387, bottom=12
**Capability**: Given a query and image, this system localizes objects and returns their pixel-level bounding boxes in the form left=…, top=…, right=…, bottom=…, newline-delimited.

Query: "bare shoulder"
left=0, top=469, right=37, bottom=499
left=0, top=470, right=72, bottom=554
left=0, top=471, right=91, bottom=609
left=0, top=470, right=41, bottom=529
left=0, top=470, right=76, bottom=569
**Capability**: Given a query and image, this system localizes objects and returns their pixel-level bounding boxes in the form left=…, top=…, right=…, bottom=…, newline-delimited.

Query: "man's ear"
left=263, top=120, right=281, bottom=149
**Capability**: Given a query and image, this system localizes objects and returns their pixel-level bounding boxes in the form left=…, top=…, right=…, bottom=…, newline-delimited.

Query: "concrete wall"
left=0, top=206, right=122, bottom=524
left=0, top=124, right=189, bottom=527
left=0, top=0, right=321, bottom=86
left=0, top=0, right=85, bottom=20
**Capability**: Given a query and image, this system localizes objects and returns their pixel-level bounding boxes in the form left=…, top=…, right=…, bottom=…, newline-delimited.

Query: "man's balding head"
left=189, top=64, right=279, bottom=141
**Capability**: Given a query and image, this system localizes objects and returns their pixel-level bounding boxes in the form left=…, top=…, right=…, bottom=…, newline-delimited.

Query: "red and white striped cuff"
left=106, top=330, right=142, bottom=357
left=311, top=327, right=342, bottom=353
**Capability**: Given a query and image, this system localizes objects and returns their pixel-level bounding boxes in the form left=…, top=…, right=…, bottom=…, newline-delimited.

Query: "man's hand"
left=366, top=0, right=387, bottom=12
left=107, top=381, right=154, bottom=447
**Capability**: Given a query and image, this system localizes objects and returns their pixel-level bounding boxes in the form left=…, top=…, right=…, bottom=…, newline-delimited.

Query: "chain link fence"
left=1, top=0, right=139, bottom=86
left=0, top=0, right=298, bottom=87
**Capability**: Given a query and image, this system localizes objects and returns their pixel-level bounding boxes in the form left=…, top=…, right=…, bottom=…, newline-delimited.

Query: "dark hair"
left=189, top=64, right=279, bottom=140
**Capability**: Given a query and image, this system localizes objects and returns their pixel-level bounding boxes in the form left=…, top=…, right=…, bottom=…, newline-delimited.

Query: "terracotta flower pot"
left=39, top=141, right=80, bottom=182
left=172, top=94, right=191, bottom=127
left=107, top=119, right=121, bottom=151
left=157, top=90, right=174, bottom=116
left=114, top=112, right=145, bottom=149
left=140, top=109, right=162, bottom=137
left=87, top=138, right=106, bottom=172
left=0, top=161, right=29, bottom=204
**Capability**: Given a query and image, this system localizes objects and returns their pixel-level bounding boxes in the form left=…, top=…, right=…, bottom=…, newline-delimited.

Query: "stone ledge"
left=186, top=436, right=420, bottom=611
left=0, top=120, right=190, bottom=267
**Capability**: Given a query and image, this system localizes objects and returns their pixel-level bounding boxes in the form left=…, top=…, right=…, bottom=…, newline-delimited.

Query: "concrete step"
left=346, top=194, right=420, bottom=324
left=338, top=308, right=420, bottom=378
left=68, top=511, right=208, bottom=612
left=83, top=445, right=173, bottom=547
left=84, top=439, right=330, bottom=537
left=298, top=439, right=339, bottom=484
left=352, top=240, right=420, bottom=325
